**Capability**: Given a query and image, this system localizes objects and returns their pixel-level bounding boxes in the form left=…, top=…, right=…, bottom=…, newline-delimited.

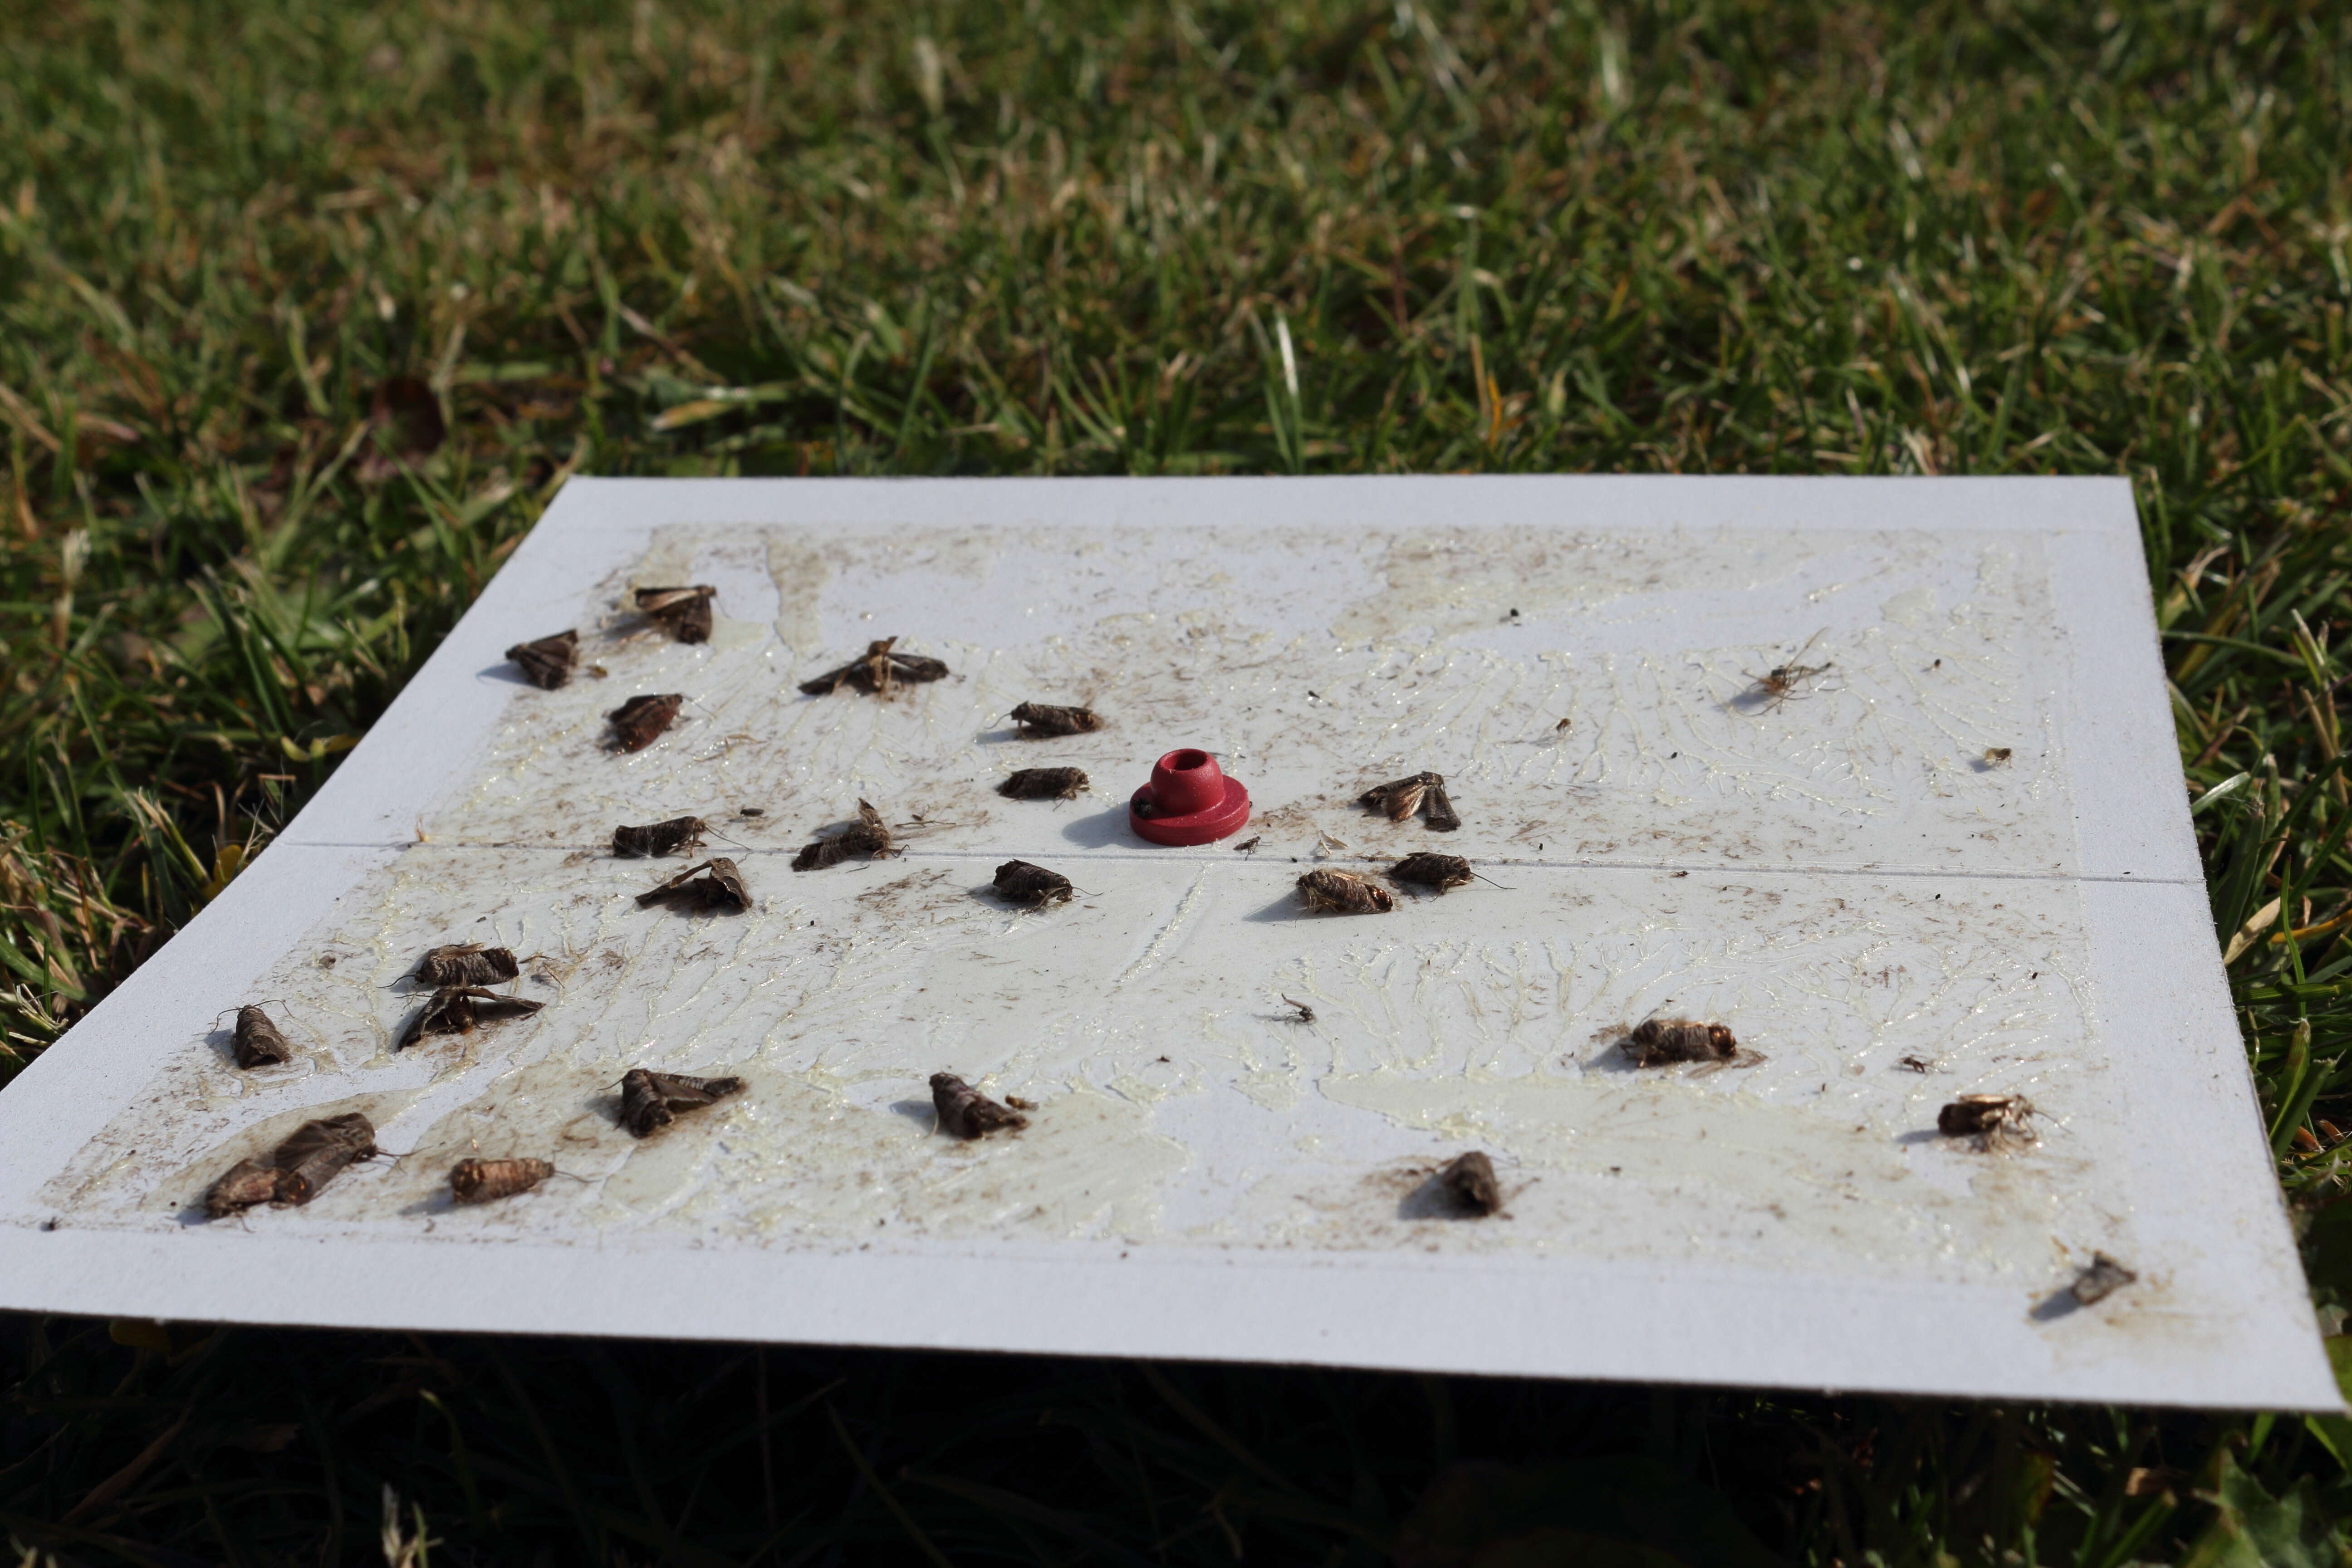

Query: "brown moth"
left=1297, top=869, right=1394, bottom=915
left=230, top=1005, right=293, bottom=1068
left=798, top=637, right=951, bottom=698
left=994, top=859, right=1075, bottom=908
left=620, top=1068, right=745, bottom=1138
left=634, top=584, right=717, bottom=644
left=1389, top=853, right=1476, bottom=894
left=612, top=815, right=710, bottom=858
left=608, top=693, right=684, bottom=752
left=449, top=1157, right=556, bottom=1205
left=636, top=857, right=751, bottom=913
left=2070, top=1252, right=2136, bottom=1306
left=1937, top=1093, right=2038, bottom=1151
left=1983, top=747, right=2014, bottom=766
left=399, top=986, right=545, bottom=1048
left=930, top=1073, right=1028, bottom=1140
left=1622, top=1017, right=1751, bottom=1067
left=1421, top=783, right=1461, bottom=833
left=1742, top=630, right=1832, bottom=712
left=413, top=944, right=520, bottom=987
left=1439, top=1151, right=1502, bottom=1217
left=1358, top=770, right=1459, bottom=831
left=270, top=1112, right=380, bottom=1206
left=1359, top=771, right=1440, bottom=822
left=505, top=630, right=579, bottom=690
left=791, top=800, right=895, bottom=870
left=999, top=767, right=1088, bottom=801
left=205, top=1157, right=283, bottom=1219
left=1009, top=701, right=1104, bottom=738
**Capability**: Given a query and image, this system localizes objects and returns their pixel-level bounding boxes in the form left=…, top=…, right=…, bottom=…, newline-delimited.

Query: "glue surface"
left=39, top=522, right=2130, bottom=1294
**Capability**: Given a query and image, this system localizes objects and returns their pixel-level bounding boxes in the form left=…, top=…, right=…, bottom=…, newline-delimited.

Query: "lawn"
left=5, top=0, right=2352, bottom=1561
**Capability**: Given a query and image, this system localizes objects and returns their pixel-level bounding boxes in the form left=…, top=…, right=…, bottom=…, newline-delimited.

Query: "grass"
left=4, top=0, right=2352, bottom=1559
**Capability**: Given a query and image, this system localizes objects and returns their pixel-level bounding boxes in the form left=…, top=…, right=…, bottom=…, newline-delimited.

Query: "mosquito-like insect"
left=505, top=630, right=579, bottom=689
left=931, top=1073, right=1028, bottom=1139
left=798, top=637, right=951, bottom=698
left=1281, top=995, right=1315, bottom=1023
left=1741, top=631, right=1832, bottom=713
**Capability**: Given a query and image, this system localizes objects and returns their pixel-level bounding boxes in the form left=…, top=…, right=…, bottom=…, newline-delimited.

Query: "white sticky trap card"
left=0, top=476, right=2333, bottom=1409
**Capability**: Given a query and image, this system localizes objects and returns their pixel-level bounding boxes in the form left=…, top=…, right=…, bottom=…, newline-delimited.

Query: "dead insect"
left=930, top=1072, right=1029, bottom=1139
left=1742, top=630, right=1832, bottom=712
left=505, top=630, right=579, bottom=690
left=449, top=1156, right=556, bottom=1205
left=1439, top=1151, right=1502, bottom=1217
left=1281, top=995, right=1315, bottom=1023
left=1297, top=869, right=1394, bottom=915
left=413, top=944, right=520, bottom=987
left=1233, top=836, right=1262, bottom=855
left=999, top=767, right=1088, bottom=801
left=798, top=637, right=951, bottom=698
left=1388, top=852, right=1495, bottom=894
left=607, top=693, right=684, bottom=752
left=634, top=584, right=717, bottom=643
left=2070, top=1251, right=2136, bottom=1306
left=1359, top=770, right=1441, bottom=822
left=1622, top=1017, right=1747, bottom=1067
left=1982, top=747, right=2014, bottom=766
left=994, top=859, right=1075, bottom=907
left=1937, top=1093, right=2038, bottom=1151
left=1553, top=717, right=1572, bottom=733
left=612, top=815, right=710, bottom=858
left=269, top=1112, right=381, bottom=1206
left=1899, top=1055, right=1935, bottom=1073
left=739, top=806, right=765, bottom=818
left=620, top=1068, right=745, bottom=1138
left=1009, top=701, right=1104, bottom=738
left=399, top=986, right=545, bottom=1048
left=230, top=1005, right=293, bottom=1068
left=204, top=1157, right=283, bottom=1219
left=792, top=800, right=895, bottom=870
left=636, top=857, right=751, bottom=913
left=1358, top=771, right=1459, bottom=832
